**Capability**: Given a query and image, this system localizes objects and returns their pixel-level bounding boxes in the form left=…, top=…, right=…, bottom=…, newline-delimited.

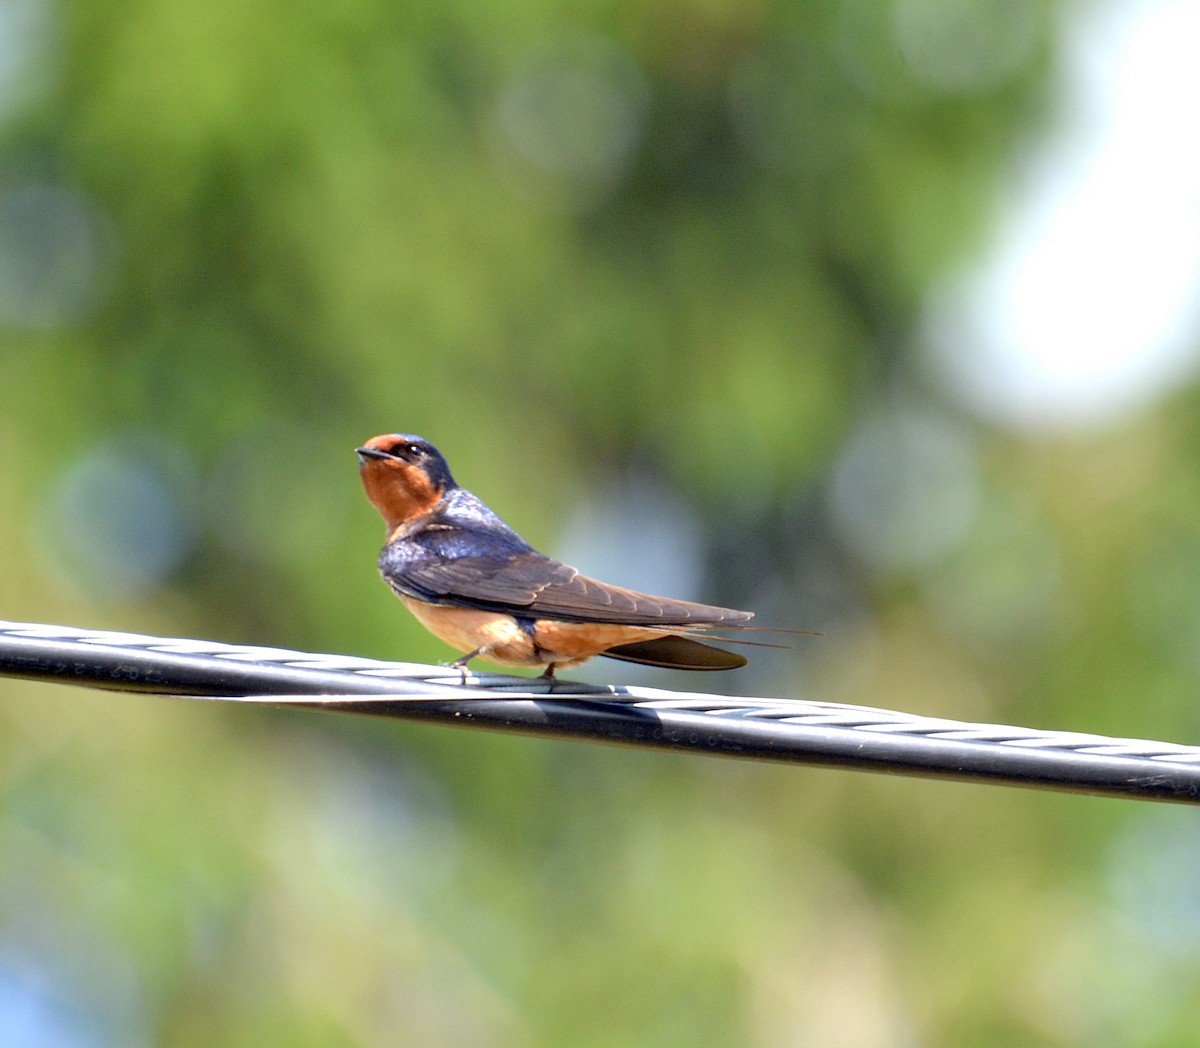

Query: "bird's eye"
left=406, top=443, right=425, bottom=459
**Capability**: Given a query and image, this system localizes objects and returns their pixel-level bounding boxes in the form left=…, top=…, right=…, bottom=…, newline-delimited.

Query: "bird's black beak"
left=356, top=446, right=394, bottom=462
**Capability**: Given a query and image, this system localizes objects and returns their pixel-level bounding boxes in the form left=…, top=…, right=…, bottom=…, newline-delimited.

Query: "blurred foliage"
left=3, top=0, right=1200, bottom=1044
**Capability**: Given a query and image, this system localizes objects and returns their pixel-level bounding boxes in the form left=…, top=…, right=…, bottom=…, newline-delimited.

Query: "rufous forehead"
left=362, top=433, right=402, bottom=451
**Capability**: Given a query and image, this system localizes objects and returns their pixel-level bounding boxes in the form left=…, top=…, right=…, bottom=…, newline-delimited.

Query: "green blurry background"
left=4, top=0, right=1200, bottom=1043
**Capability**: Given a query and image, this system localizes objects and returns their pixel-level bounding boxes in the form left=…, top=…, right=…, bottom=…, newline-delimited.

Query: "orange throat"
left=359, top=460, right=442, bottom=529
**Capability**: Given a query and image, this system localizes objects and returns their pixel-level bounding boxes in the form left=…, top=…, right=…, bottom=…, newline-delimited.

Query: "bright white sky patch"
left=925, top=0, right=1200, bottom=430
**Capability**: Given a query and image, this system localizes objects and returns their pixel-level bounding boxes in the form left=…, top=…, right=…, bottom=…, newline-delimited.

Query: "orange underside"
left=399, top=597, right=669, bottom=668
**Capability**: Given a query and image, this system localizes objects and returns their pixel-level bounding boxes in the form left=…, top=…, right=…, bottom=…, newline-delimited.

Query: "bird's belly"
left=399, top=598, right=537, bottom=665
left=532, top=619, right=665, bottom=667
left=399, top=597, right=666, bottom=668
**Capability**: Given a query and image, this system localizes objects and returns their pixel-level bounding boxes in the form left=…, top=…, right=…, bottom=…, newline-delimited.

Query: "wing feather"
left=380, top=528, right=753, bottom=628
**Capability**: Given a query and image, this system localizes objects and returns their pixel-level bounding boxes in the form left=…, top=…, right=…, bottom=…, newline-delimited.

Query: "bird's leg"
left=538, top=663, right=557, bottom=680
left=450, top=648, right=485, bottom=685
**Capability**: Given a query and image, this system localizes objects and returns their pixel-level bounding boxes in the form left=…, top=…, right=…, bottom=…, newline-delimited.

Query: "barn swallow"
left=356, top=432, right=766, bottom=682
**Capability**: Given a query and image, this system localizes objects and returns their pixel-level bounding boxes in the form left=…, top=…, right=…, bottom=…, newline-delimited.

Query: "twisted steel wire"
left=2, top=619, right=1199, bottom=803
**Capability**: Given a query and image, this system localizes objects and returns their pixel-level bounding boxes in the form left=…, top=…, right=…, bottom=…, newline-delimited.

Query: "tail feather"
left=602, top=635, right=747, bottom=671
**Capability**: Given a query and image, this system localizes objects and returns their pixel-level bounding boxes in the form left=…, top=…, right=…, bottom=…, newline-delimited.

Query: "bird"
left=356, top=432, right=773, bottom=682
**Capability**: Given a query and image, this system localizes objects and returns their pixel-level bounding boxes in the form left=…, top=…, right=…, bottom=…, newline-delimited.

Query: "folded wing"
left=381, top=538, right=754, bottom=628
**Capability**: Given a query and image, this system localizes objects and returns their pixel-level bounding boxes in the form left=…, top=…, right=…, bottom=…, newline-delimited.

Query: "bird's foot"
left=450, top=648, right=485, bottom=686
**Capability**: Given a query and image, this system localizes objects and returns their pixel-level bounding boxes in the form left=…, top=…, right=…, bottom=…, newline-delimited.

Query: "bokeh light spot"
left=39, top=438, right=198, bottom=599
left=924, top=0, right=1200, bottom=430
left=0, top=183, right=115, bottom=329
left=893, top=0, right=1038, bottom=94
left=489, top=34, right=648, bottom=211
left=0, top=0, right=52, bottom=118
left=827, top=401, right=978, bottom=573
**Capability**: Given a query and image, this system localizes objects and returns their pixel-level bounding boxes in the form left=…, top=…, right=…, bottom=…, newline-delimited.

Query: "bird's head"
left=355, top=433, right=456, bottom=530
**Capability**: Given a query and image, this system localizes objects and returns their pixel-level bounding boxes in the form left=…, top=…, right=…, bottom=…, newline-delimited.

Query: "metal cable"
left=2, top=619, right=1199, bottom=803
